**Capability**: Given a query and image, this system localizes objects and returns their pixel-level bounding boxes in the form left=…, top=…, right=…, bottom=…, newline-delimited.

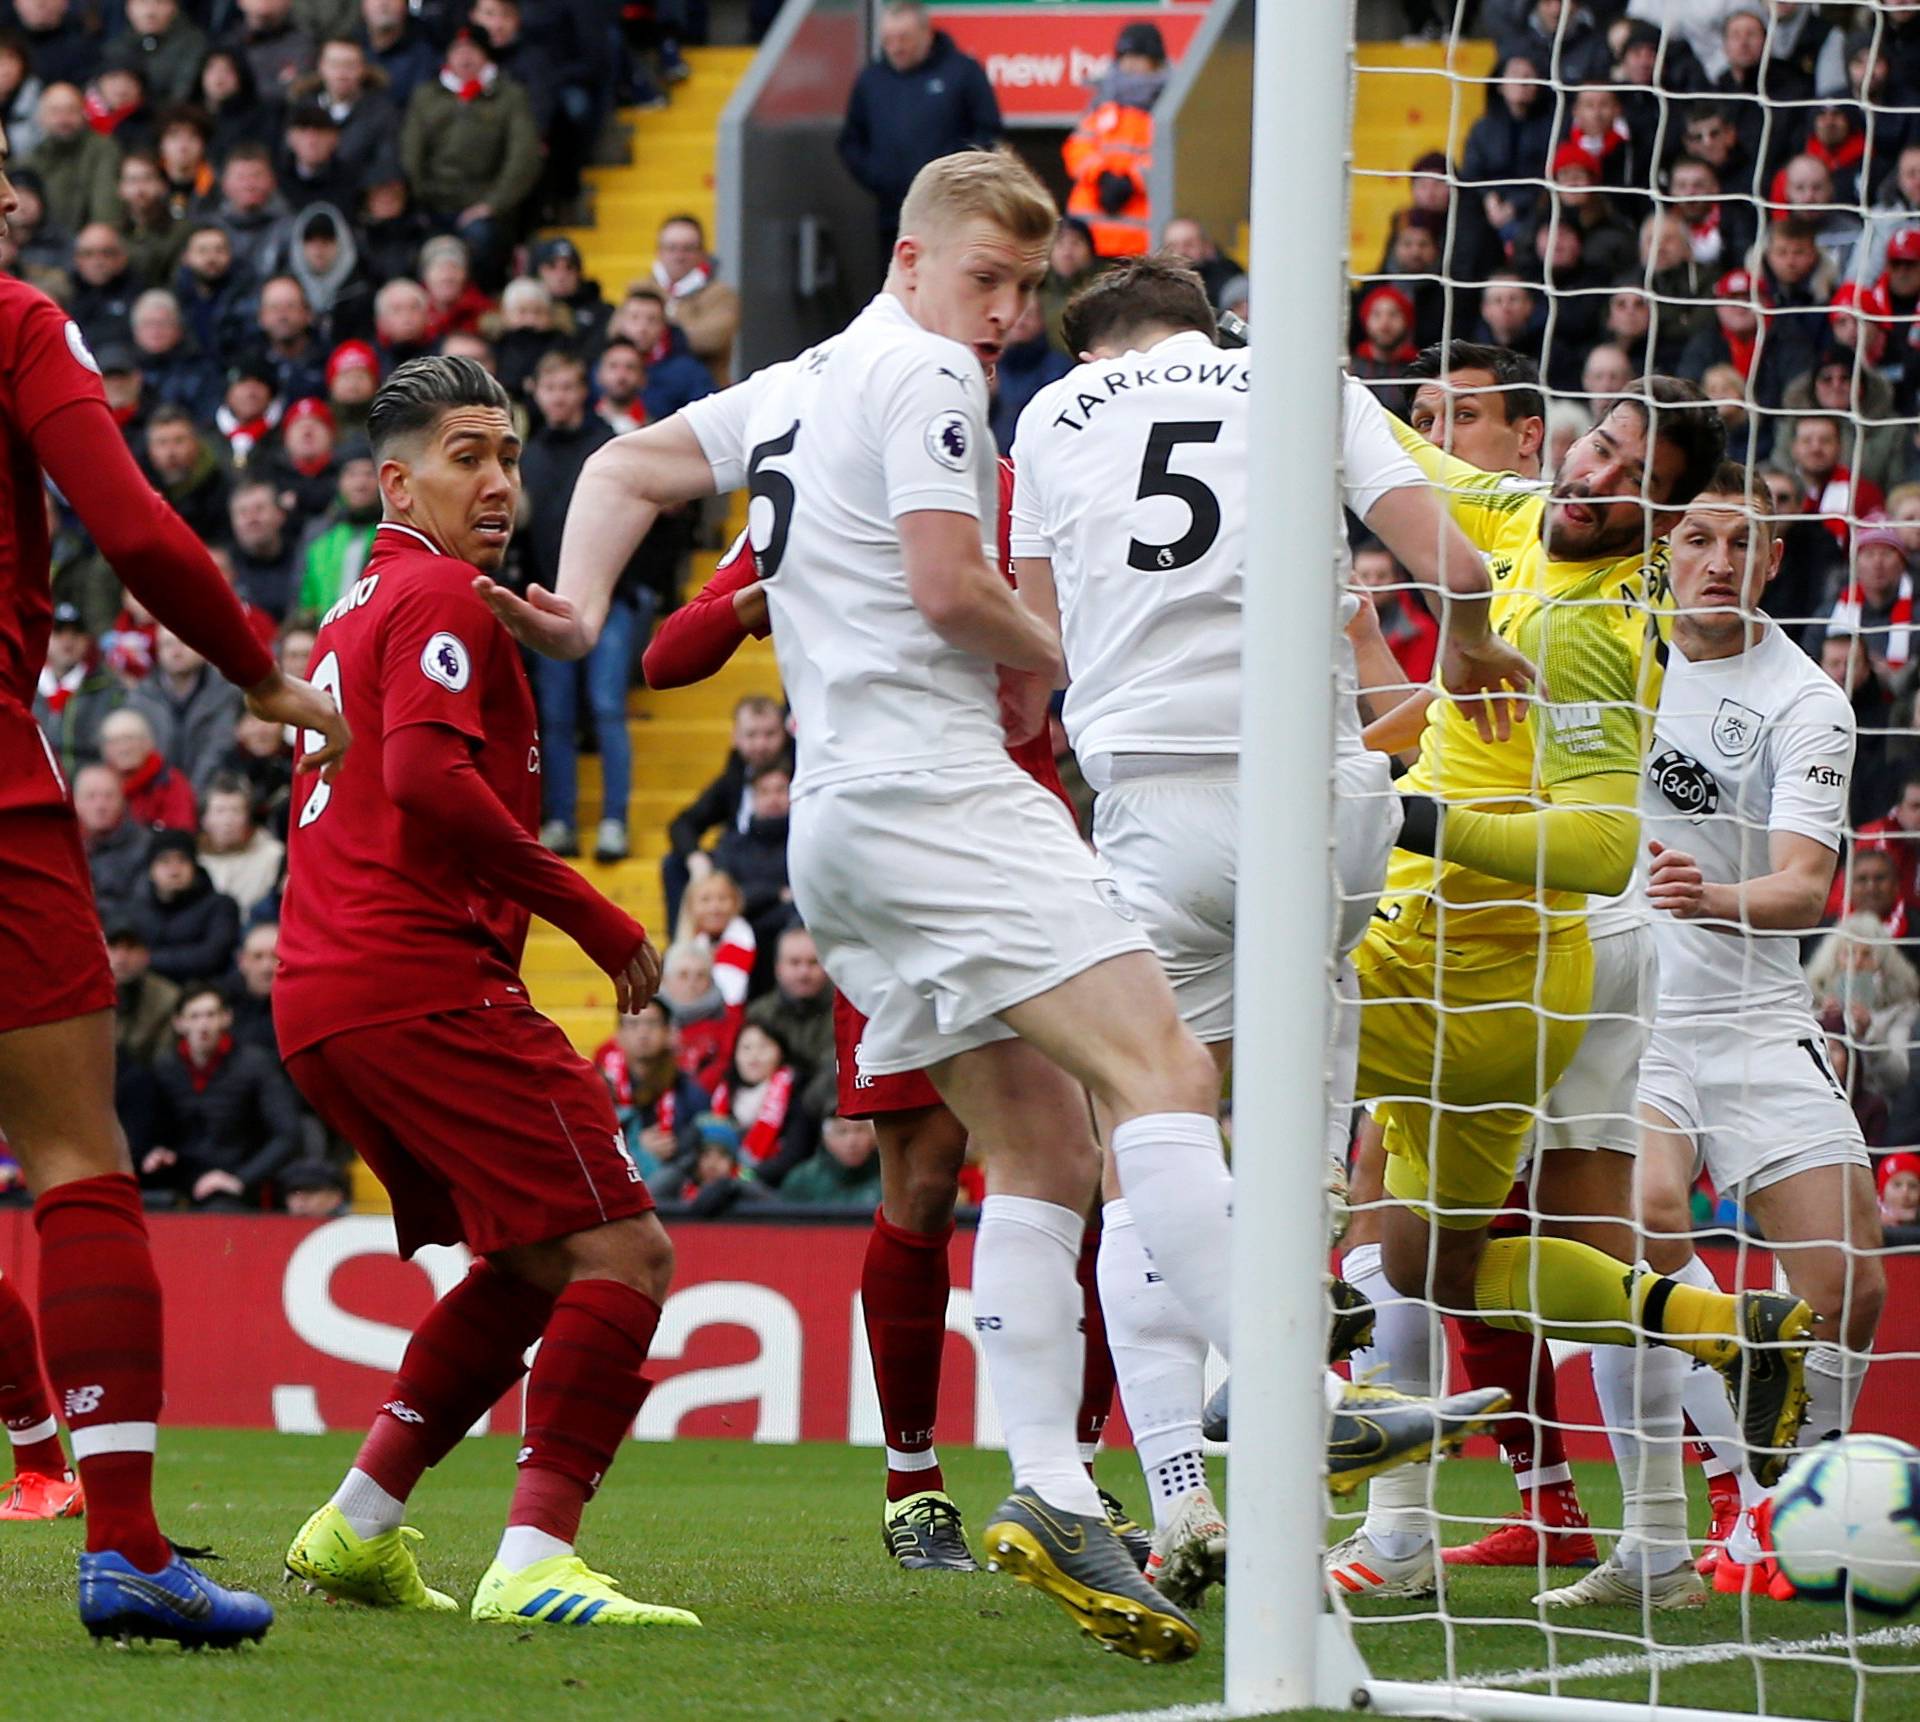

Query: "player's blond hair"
left=897, top=148, right=1057, bottom=252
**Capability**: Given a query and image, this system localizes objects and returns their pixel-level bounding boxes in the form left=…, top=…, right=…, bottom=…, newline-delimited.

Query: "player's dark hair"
left=367, top=355, right=512, bottom=461
left=1061, top=253, right=1216, bottom=358
left=1689, top=459, right=1776, bottom=544
left=1404, top=340, right=1545, bottom=426
left=1611, top=375, right=1725, bottom=508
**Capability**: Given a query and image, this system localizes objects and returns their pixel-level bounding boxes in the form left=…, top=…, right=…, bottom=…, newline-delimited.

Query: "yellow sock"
left=1472, top=1237, right=1641, bottom=1345
left=1631, top=1273, right=1739, bottom=1367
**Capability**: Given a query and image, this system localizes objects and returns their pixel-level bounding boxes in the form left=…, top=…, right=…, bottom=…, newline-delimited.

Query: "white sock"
left=974, top=1195, right=1103, bottom=1518
left=885, top=1446, right=940, bottom=1478
left=1109, top=1112, right=1233, bottom=1360
left=1800, top=1342, right=1865, bottom=1448
left=1344, top=1242, right=1436, bottom=1555
left=331, top=1466, right=406, bottom=1542
left=1591, top=1325, right=1688, bottom=1576
left=1097, top=1198, right=1209, bottom=1533
left=1670, top=1255, right=1759, bottom=1486
left=496, top=1523, right=572, bottom=1572
left=1147, top=1450, right=1209, bottom=1523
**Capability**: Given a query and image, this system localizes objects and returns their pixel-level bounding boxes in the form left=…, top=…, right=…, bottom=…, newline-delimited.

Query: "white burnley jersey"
left=1641, top=623, right=1855, bottom=1013
left=1338, top=375, right=1430, bottom=763
left=679, top=293, right=1003, bottom=797
left=1008, top=331, right=1250, bottom=788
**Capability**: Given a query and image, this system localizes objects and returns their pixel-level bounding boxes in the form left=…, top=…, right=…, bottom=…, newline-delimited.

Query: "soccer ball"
left=1770, top=1435, right=1920, bottom=1617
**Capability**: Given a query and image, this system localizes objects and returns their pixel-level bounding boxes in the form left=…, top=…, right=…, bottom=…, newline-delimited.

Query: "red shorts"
left=0, top=807, right=114, bottom=1037
left=832, top=990, right=941, bottom=1120
left=285, top=1004, right=653, bottom=1259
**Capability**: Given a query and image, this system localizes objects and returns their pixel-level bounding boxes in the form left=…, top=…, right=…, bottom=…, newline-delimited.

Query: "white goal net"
left=1231, top=4, right=1920, bottom=1720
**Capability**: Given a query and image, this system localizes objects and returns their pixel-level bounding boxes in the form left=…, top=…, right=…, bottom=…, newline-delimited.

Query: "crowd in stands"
left=0, top=0, right=750, bottom=1214
left=1344, top=1, right=1920, bottom=1228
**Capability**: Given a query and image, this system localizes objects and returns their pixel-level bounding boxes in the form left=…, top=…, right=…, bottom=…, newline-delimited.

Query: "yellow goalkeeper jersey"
left=1379, top=421, right=1667, bottom=942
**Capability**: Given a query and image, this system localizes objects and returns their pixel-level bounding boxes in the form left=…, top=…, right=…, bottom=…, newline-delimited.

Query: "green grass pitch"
left=1, top=1434, right=1915, bottom=1721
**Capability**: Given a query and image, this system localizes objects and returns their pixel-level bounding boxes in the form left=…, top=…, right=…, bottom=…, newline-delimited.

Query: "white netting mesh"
left=1330, top=7, right=1920, bottom=1717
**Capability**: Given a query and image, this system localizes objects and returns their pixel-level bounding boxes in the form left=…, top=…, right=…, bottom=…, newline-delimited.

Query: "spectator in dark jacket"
left=989, top=297, right=1071, bottom=453
left=107, top=922, right=180, bottom=1069
left=212, top=144, right=295, bottom=283
left=227, top=479, right=302, bottom=620
left=35, top=605, right=125, bottom=777
left=1499, top=1, right=1608, bottom=87
left=74, top=763, right=151, bottom=925
left=129, top=628, right=244, bottom=794
left=663, top=695, right=791, bottom=929
left=779, top=1114, right=884, bottom=1208
left=132, top=830, right=243, bottom=986
left=222, top=920, right=281, bottom=1057
left=523, top=352, right=645, bottom=865
left=131, top=290, right=225, bottom=423
left=713, top=762, right=793, bottom=991
left=746, top=924, right=836, bottom=1119
left=357, top=0, right=439, bottom=112
left=837, top=1, right=1001, bottom=247
left=174, top=223, right=260, bottom=368
left=1458, top=53, right=1556, bottom=269
left=111, top=0, right=208, bottom=108
left=15, top=0, right=94, bottom=88
left=68, top=223, right=141, bottom=347
left=600, top=999, right=712, bottom=1180
left=612, top=284, right=715, bottom=421
left=142, top=403, right=231, bottom=541
left=226, top=0, right=315, bottom=97
left=307, top=38, right=400, bottom=190
left=142, top=984, right=300, bottom=1209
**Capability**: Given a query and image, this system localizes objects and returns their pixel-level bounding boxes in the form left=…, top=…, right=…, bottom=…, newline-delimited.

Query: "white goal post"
left=1226, top=4, right=1914, bottom=1721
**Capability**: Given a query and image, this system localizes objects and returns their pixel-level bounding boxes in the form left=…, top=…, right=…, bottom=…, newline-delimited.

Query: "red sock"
left=1457, top=1316, right=1582, bottom=1518
left=33, top=1175, right=167, bottom=1569
left=353, top=1261, right=555, bottom=1501
left=510, top=1279, right=661, bottom=1541
left=0, top=1268, right=67, bottom=1478
left=1075, top=1212, right=1115, bottom=1460
left=862, top=1210, right=951, bottom=1501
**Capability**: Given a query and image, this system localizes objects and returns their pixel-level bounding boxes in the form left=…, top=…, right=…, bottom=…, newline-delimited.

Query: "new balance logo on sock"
left=63, top=1385, right=103, bottom=1417
left=383, top=1399, right=425, bottom=1425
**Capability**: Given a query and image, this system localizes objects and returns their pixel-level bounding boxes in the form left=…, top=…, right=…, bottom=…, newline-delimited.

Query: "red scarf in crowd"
left=439, top=62, right=498, bottom=102
left=179, top=1033, right=235, bottom=1094
left=120, top=749, right=167, bottom=801
left=1828, top=572, right=1915, bottom=668
left=84, top=91, right=140, bottom=135
left=711, top=1066, right=794, bottom=1166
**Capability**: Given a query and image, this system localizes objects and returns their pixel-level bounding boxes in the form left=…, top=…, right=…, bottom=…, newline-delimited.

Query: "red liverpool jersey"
left=0, top=277, right=111, bottom=811
left=275, top=524, right=544, bottom=1055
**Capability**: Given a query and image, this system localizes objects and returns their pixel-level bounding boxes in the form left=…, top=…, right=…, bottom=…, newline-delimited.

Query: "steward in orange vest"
left=1062, top=22, right=1170, bottom=258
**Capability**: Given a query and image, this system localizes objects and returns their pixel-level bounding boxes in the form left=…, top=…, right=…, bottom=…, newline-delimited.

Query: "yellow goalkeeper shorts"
left=1353, top=923, right=1593, bottom=1229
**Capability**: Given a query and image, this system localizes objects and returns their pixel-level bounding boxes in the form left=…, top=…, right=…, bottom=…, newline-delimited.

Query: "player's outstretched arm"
left=1647, top=831, right=1838, bottom=931
left=902, top=511, right=1061, bottom=675
left=33, top=398, right=351, bottom=778
left=1397, top=769, right=1640, bottom=897
left=1364, top=482, right=1537, bottom=745
left=383, top=722, right=659, bottom=1005
left=642, top=532, right=766, bottom=690
left=477, top=417, right=721, bottom=660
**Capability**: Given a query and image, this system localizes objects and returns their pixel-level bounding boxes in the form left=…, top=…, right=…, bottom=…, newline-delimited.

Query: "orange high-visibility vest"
left=1063, top=100, right=1153, bottom=257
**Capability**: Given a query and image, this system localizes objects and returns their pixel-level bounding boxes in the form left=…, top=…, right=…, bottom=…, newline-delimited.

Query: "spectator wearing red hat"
left=1878, top=1151, right=1920, bottom=1227
left=1349, top=284, right=1417, bottom=415
left=323, top=337, right=376, bottom=438
left=257, top=396, right=339, bottom=525
left=1810, top=525, right=1913, bottom=678
left=1545, top=138, right=1635, bottom=278
left=1352, top=209, right=1449, bottom=352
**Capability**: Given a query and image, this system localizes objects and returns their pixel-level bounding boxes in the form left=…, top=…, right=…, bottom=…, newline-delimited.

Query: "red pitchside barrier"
left=1, top=1212, right=1915, bottom=1455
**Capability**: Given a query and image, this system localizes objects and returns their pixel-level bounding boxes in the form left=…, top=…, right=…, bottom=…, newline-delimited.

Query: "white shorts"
left=1535, top=924, right=1657, bottom=1155
left=1093, top=762, right=1237, bottom=1042
left=1092, top=751, right=1399, bottom=1045
left=789, top=758, right=1152, bottom=1077
left=1635, top=1007, right=1869, bottom=1197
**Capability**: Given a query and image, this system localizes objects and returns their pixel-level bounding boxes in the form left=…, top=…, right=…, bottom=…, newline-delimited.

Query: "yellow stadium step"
left=1349, top=38, right=1497, bottom=278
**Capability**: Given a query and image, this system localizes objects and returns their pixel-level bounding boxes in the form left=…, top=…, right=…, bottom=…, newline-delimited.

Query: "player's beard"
left=1542, top=498, right=1653, bottom=562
